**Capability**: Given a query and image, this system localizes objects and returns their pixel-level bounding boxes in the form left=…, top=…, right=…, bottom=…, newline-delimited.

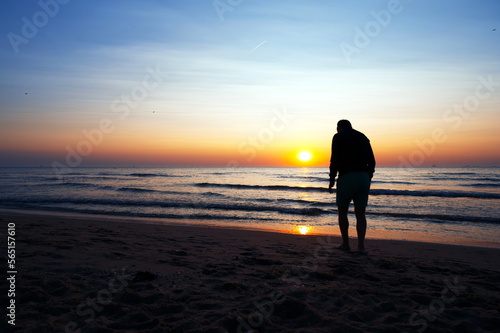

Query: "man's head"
left=337, top=119, right=352, bottom=132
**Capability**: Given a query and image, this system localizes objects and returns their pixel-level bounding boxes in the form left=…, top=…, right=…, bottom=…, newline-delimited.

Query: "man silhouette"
left=328, top=120, right=375, bottom=253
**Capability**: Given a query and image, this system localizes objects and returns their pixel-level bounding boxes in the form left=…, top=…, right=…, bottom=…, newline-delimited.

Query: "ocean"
left=1, top=167, right=499, bottom=247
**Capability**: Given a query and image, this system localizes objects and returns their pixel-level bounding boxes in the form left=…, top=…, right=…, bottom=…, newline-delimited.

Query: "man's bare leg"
left=354, top=206, right=367, bottom=252
left=338, top=206, right=350, bottom=250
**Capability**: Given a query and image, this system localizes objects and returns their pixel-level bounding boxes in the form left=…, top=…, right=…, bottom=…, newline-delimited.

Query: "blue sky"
left=1, top=0, right=499, bottom=167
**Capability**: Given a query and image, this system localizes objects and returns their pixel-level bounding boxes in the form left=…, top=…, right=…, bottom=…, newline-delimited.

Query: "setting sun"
left=297, top=151, right=313, bottom=162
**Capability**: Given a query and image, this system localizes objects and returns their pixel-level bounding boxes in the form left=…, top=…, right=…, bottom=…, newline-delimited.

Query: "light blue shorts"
left=336, top=172, right=371, bottom=208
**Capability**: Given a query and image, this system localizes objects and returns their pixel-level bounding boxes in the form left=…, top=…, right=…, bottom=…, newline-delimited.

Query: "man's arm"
left=366, top=140, right=376, bottom=179
left=329, top=136, right=338, bottom=193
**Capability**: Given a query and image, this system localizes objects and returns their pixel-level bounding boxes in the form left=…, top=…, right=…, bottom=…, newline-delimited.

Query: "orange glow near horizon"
left=1, top=122, right=499, bottom=167
left=3, top=138, right=499, bottom=168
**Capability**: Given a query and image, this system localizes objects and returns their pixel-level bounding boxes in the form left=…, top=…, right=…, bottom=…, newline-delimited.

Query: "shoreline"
left=2, top=211, right=499, bottom=267
left=2, top=212, right=499, bottom=332
left=1, top=208, right=499, bottom=249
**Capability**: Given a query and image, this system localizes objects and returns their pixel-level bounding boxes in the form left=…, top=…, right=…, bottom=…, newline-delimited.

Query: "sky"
left=0, top=0, right=499, bottom=168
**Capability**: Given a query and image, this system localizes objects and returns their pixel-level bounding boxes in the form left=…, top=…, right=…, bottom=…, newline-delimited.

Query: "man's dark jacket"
left=329, top=128, right=376, bottom=179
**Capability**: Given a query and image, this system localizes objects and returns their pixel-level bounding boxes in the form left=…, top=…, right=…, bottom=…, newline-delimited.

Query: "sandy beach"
left=2, top=213, right=499, bottom=333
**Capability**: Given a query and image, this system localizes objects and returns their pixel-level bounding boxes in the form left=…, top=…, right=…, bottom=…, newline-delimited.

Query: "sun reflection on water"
left=295, top=225, right=312, bottom=235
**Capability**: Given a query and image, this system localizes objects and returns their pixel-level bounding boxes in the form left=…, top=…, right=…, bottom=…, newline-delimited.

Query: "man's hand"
left=328, top=179, right=335, bottom=193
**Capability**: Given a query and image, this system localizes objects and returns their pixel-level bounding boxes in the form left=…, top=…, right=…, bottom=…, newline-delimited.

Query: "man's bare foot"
left=337, top=244, right=351, bottom=251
